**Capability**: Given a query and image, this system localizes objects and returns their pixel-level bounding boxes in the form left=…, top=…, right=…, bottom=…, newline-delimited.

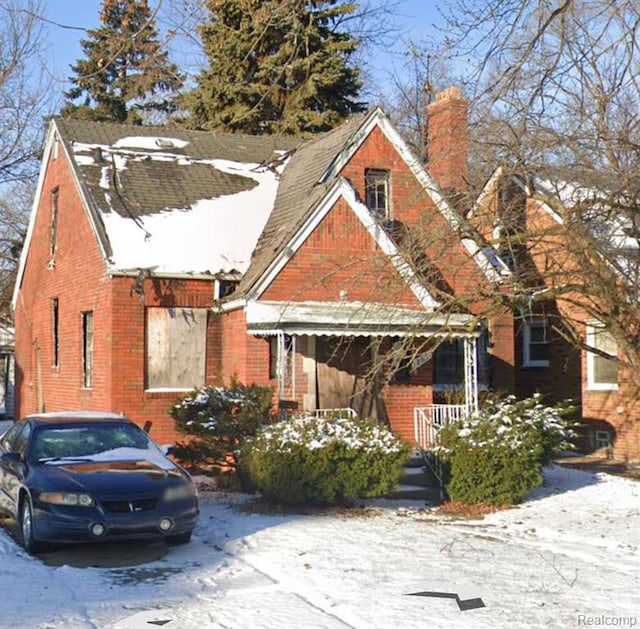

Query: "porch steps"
left=386, top=453, right=441, bottom=502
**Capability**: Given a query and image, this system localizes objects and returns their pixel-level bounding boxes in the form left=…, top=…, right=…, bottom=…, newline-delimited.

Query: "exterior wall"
left=261, top=195, right=423, bottom=308
left=257, top=123, right=521, bottom=444
left=108, top=277, right=215, bottom=445
left=13, top=141, right=220, bottom=444
left=522, top=197, right=640, bottom=459
left=14, top=146, right=114, bottom=419
left=581, top=363, right=640, bottom=460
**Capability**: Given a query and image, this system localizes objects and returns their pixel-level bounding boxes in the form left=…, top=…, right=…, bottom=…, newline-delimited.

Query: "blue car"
left=0, top=412, right=199, bottom=553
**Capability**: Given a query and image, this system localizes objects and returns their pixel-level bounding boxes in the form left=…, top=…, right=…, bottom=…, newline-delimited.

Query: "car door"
left=0, top=421, right=29, bottom=516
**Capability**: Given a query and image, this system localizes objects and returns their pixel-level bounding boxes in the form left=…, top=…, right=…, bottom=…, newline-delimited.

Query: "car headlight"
left=40, top=492, right=95, bottom=507
left=163, top=483, right=196, bottom=502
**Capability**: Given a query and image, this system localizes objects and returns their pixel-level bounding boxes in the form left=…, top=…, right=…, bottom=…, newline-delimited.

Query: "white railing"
left=314, top=407, right=357, bottom=419
left=413, top=404, right=467, bottom=450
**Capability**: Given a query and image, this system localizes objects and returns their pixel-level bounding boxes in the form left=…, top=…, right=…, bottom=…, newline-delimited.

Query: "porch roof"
left=245, top=300, right=478, bottom=338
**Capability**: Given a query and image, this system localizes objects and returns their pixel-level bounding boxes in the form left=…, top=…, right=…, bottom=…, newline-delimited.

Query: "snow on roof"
left=113, top=136, right=189, bottom=150
left=532, top=177, right=640, bottom=251
left=102, top=159, right=280, bottom=275
left=69, top=140, right=285, bottom=276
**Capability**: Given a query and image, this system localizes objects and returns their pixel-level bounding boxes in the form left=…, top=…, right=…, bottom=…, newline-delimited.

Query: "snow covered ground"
left=0, top=465, right=638, bottom=629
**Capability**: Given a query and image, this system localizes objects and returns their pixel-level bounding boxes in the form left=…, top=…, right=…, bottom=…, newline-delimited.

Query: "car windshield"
left=30, top=423, right=163, bottom=464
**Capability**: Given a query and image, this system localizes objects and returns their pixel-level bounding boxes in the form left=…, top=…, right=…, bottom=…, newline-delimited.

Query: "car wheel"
left=19, top=498, right=44, bottom=554
left=166, top=530, right=192, bottom=545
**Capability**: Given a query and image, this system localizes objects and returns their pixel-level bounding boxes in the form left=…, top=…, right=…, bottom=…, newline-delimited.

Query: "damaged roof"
left=53, top=118, right=302, bottom=277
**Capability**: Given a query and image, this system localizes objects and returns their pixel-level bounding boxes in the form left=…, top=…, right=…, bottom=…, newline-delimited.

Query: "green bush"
left=170, top=381, right=274, bottom=472
left=435, top=394, right=577, bottom=506
left=241, top=415, right=411, bottom=506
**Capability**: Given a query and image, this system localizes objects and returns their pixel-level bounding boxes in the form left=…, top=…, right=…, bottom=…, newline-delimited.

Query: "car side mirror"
left=0, top=452, right=23, bottom=465
left=161, top=444, right=175, bottom=456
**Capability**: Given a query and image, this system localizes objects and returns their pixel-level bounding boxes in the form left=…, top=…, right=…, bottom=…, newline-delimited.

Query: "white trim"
left=245, top=299, right=477, bottom=337
left=512, top=175, right=564, bottom=225
left=12, top=123, right=57, bottom=310
left=522, top=318, right=550, bottom=368
left=12, top=120, right=116, bottom=311
left=250, top=178, right=440, bottom=310
left=586, top=323, right=618, bottom=391
left=378, top=114, right=511, bottom=282
left=468, top=167, right=504, bottom=220
left=319, top=109, right=510, bottom=283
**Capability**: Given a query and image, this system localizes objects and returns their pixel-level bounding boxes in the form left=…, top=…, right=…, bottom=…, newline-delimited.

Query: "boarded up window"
left=146, top=307, right=207, bottom=389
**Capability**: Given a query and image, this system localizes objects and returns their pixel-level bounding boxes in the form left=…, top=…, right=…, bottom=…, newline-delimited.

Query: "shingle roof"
left=53, top=118, right=302, bottom=276
left=238, top=113, right=368, bottom=294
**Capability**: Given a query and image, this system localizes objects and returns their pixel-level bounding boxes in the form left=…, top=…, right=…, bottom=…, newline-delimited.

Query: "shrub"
left=240, top=415, right=411, bottom=506
left=435, top=394, right=577, bottom=506
left=170, top=381, right=274, bottom=473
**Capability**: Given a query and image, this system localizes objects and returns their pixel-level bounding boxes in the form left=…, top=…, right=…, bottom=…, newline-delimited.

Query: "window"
left=50, top=187, right=59, bottom=256
left=52, top=298, right=59, bottom=367
left=523, top=318, right=549, bottom=367
left=82, top=311, right=93, bottom=388
left=146, top=307, right=207, bottom=389
left=434, top=339, right=464, bottom=387
left=433, top=333, right=491, bottom=390
left=365, top=169, right=390, bottom=220
left=594, top=430, right=613, bottom=449
left=586, top=324, right=618, bottom=390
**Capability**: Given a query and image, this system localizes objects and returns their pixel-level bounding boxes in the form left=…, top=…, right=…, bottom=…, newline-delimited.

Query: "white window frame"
left=586, top=323, right=618, bottom=391
left=365, top=168, right=390, bottom=220
left=523, top=318, right=549, bottom=367
left=594, top=430, right=613, bottom=449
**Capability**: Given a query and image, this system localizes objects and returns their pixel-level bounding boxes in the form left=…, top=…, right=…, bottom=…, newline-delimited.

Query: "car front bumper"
left=31, top=498, right=199, bottom=544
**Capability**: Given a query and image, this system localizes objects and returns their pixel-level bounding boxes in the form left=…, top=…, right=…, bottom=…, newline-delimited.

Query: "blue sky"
left=41, top=0, right=443, bottom=104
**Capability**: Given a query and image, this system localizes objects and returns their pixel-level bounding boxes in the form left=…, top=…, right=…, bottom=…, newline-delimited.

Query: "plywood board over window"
left=146, top=307, right=207, bottom=390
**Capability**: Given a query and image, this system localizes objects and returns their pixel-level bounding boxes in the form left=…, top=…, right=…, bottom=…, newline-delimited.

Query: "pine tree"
left=61, top=0, right=182, bottom=124
left=181, top=0, right=366, bottom=135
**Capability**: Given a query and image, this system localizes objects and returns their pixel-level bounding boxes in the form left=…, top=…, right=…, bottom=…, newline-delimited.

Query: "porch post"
left=276, top=331, right=286, bottom=399
left=463, top=336, right=479, bottom=415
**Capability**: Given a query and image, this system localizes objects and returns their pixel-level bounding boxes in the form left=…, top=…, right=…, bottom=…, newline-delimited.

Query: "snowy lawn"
left=0, top=465, right=638, bottom=629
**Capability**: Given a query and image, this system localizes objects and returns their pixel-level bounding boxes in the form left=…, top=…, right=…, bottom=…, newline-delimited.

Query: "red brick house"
left=472, top=168, right=640, bottom=460
left=13, top=88, right=547, bottom=447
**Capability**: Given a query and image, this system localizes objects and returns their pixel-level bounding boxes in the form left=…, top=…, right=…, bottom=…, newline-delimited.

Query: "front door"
left=316, top=337, right=382, bottom=419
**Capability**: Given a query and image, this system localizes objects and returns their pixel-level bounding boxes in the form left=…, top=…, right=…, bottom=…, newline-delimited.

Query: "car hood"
left=36, top=459, right=188, bottom=494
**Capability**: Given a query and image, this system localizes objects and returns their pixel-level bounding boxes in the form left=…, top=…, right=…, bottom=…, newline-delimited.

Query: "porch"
left=245, top=299, right=482, bottom=443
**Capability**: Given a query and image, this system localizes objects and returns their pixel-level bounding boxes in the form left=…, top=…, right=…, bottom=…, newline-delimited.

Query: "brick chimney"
left=426, top=86, right=469, bottom=195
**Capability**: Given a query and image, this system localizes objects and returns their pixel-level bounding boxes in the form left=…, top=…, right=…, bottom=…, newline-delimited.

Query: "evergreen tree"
left=61, top=0, right=182, bottom=124
left=181, top=0, right=365, bottom=135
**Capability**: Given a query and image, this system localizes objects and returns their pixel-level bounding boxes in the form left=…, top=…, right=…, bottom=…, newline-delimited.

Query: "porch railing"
left=314, top=407, right=357, bottom=419
left=414, top=404, right=467, bottom=499
left=413, top=404, right=467, bottom=450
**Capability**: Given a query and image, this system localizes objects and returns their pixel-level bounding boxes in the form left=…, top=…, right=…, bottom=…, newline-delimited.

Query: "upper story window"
left=50, top=187, right=59, bottom=256
left=586, top=323, right=618, bottom=390
left=523, top=318, right=549, bottom=367
left=365, top=169, right=390, bottom=220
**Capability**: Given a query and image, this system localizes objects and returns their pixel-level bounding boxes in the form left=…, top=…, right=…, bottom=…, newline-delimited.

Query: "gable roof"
left=249, top=176, right=441, bottom=309
left=47, top=118, right=302, bottom=278
left=238, top=113, right=365, bottom=294
left=239, top=108, right=510, bottom=299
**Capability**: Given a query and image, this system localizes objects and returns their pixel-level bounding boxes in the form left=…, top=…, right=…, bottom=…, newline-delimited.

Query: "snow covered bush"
left=240, top=415, right=411, bottom=505
left=435, top=394, right=577, bottom=506
left=170, top=382, right=274, bottom=473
